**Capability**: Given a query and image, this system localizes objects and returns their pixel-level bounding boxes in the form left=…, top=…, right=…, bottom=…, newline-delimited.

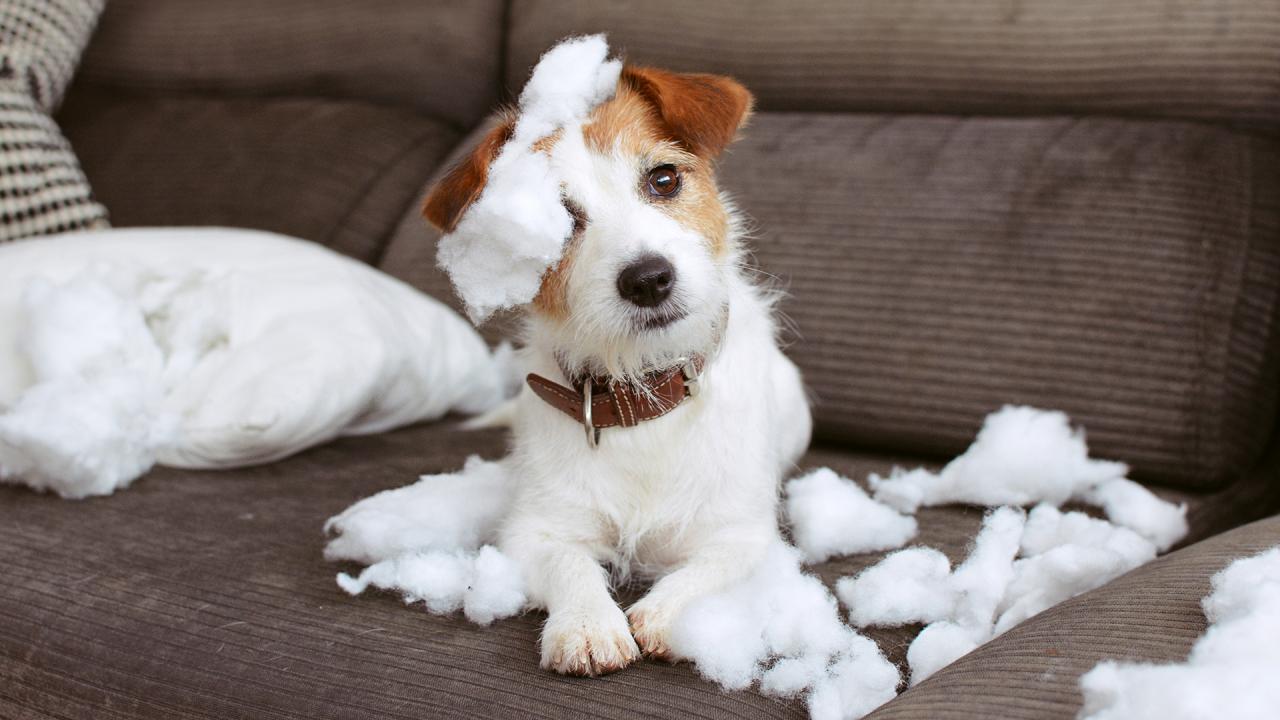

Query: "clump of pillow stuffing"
left=1078, top=547, right=1280, bottom=720
left=869, top=406, right=1188, bottom=551
left=436, top=34, right=622, bottom=323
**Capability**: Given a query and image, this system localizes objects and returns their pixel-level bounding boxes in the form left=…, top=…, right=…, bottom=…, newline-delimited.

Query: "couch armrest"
left=865, top=513, right=1280, bottom=719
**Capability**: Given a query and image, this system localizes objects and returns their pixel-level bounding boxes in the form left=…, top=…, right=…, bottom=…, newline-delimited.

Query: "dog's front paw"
left=540, top=605, right=640, bottom=676
left=627, top=595, right=683, bottom=661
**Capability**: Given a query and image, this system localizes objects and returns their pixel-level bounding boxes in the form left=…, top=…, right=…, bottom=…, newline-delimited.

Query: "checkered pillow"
left=0, top=0, right=108, bottom=242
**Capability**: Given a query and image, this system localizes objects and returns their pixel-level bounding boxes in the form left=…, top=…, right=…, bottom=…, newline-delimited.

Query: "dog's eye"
left=646, top=165, right=681, bottom=198
left=564, top=199, right=587, bottom=235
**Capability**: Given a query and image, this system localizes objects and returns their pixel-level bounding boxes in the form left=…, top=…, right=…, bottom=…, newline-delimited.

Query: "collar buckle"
left=679, top=357, right=702, bottom=398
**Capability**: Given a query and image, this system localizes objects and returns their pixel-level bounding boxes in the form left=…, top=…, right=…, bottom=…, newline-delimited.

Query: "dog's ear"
left=621, top=66, right=753, bottom=159
left=423, top=114, right=516, bottom=232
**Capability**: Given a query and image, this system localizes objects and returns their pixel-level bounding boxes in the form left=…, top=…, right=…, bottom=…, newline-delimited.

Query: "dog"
left=422, top=64, right=812, bottom=676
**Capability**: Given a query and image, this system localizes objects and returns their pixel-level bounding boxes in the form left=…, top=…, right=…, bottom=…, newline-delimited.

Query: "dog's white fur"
left=489, top=117, right=812, bottom=675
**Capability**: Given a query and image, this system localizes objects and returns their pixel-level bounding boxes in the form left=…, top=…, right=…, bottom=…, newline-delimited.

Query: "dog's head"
left=425, top=66, right=753, bottom=382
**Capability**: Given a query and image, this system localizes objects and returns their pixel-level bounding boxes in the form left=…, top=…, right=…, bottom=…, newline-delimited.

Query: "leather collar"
left=526, top=356, right=704, bottom=447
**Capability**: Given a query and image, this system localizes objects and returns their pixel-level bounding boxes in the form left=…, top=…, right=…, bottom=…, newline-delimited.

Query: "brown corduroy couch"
left=5, top=1, right=1280, bottom=718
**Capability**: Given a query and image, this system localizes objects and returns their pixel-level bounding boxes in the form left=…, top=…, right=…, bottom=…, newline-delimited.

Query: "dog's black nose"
left=617, top=254, right=676, bottom=307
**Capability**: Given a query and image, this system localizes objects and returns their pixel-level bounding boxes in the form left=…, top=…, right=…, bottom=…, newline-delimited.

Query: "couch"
left=4, top=1, right=1279, bottom=717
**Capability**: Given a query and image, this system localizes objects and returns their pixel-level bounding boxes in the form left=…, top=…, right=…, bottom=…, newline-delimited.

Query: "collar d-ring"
left=582, top=381, right=600, bottom=448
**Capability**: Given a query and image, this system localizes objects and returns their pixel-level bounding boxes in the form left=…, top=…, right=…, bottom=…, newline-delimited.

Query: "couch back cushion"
left=58, top=89, right=461, bottom=263
left=77, top=0, right=505, bottom=128
left=506, top=0, right=1280, bottom=131
left=501, top=0, right=1280, bottom=489
left=715, top=113, right=1280, bottom=489
left=378, top=110, right=1280, bottom=489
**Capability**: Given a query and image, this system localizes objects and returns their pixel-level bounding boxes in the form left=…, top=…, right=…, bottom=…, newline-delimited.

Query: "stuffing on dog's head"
left=425, top=64, right=753, bottom=382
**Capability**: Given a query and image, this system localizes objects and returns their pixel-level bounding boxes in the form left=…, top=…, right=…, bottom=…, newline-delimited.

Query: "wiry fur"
left=424, top=65, right=812, bottom=676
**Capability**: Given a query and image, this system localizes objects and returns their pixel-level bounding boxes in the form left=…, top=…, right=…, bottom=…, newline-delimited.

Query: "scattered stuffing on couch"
left=326, top=406, right=1189, bottom=720
left=786, top=467, right=918, bottom=563
left=869, top=406, right=1188, bottom=551
left=0, top=228, right=511, bottom=498
left=435, top=34, right=621, bottom=323
left=1078, top=546, right=1280, bottom=720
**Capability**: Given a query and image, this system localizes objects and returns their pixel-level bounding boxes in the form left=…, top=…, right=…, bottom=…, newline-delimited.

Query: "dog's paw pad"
left=541, top=606, right=639, bottom=676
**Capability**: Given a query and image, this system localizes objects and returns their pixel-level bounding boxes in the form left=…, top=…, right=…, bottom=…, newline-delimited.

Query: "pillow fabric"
left=0, top=228, right=510, bottom=498
left=0, top=0, right=109, bottom=241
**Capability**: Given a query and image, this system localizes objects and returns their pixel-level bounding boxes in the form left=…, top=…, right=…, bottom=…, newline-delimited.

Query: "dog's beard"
left=541, top=300, right=727, bottom=388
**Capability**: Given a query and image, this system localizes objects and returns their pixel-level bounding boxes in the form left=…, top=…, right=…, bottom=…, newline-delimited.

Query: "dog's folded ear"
left=621, top=66, right=754, bottom=159
left=423, top=114, right=516, bottom=233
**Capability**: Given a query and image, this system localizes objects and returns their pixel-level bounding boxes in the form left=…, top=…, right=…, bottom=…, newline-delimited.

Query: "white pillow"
left=0, top=227, right=508, bottom=498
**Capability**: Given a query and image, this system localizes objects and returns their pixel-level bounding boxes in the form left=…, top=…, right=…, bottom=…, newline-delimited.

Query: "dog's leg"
left=628, top=523, right=775, bottom=660
left=504, top=532, right=640, bottom=677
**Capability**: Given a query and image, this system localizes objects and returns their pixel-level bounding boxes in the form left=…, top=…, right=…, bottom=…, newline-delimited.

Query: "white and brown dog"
left=423, top=65, right=811, bottom=676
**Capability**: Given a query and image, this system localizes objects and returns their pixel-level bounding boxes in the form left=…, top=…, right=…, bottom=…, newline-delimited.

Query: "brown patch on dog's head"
left=422, top=112, right=516, bottom=232
left=618, top=66, right=753, bottom=159
left=579, top=69, right=754, bottom=258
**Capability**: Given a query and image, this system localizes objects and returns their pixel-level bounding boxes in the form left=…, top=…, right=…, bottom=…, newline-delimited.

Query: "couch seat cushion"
left=2, top=422, right=1276, bottom=719
left=862, top=513, right=1280, bottom=719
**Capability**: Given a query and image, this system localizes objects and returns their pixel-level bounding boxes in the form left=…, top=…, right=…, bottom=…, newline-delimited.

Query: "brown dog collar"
left=526, top=356, right=704, bottom=448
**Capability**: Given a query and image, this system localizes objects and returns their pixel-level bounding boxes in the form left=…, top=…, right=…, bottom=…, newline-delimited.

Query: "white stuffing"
left=0, top=276, right=178, bottom=498
left=896, top=507, right=1026, bottom=685
left=1082, top=477, right=1188, bottom=552
left=836, top=548, right=954, bottom=628
left=904, top=621, right=980, bottom=686
left=329, top=458, right=527, bottom=626
left=841, top=407, right=1187, bottom=686
left=869, top=406, right=1187, bottom=551
left=806, top=643, right=903, bottom=720
left=843, top=503, right=1167, bottom=685
left=993, top=506, right=1156, bottom=635
left=337, top=545, right=527, bottom=626
left=786, top=467, right=918, bottom=564
left=669, top=541, right=900, bottom=720
left=0, top=228, right=509, bottom=498
left=436, top=34, right=622, bottom=323
left=324, top=455, right=513, bottom=564
left=869, top=406, right=1126, bottom=512
left=1078, top=546, right=1280, bottom=720
left=328, top=404, right=1188, bottom=717
left=948, top=506, right=1025, bottom=635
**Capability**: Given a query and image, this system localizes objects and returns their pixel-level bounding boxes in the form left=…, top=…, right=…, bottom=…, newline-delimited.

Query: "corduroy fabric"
left=863, top=512, right=1280, bottom=720
left=711, top=112, right=1280, bottom=489
left=55, top=89, right=460, bottom=263
left=2, top=421, right=1276, bottom=720
left=506, top=0, right=1280, bottom=131
left=74, top=0, right=505, bottom=129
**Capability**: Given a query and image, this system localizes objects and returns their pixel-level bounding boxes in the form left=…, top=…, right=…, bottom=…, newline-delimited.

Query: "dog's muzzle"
left=526, top=356, right=703, bottom=448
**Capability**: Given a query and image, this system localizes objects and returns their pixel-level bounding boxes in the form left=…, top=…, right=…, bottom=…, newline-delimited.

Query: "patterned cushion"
left=0, top=0, right=107, bottom=242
